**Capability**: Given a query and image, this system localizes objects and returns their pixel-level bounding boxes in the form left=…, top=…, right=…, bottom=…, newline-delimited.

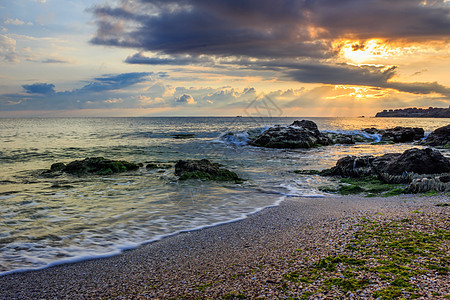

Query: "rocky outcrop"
left=175, top=159, right=243, bottom=183
left=250, top=120, right=330, bottom=149
left=373, top=148, right=449, bottom=176
left=322, top=148, right=450, bottom=187
left=381, top=127, right=424, bottom=143
left=321, top=156, right=375, bottom=178
left=420, top=125, right=450, bottom=147
left=42, top=157, right=141, bottom=176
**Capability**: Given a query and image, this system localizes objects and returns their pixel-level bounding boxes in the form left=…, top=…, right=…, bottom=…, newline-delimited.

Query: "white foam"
left=0, top=194, right=287, bottom=277
left=323, top=129, right=382, bottom=143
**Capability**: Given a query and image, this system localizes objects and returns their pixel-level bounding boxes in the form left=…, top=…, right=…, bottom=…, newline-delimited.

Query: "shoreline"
left=0, top=195, right=286, bottom=278
left=1, top=194, right=449, bottom=299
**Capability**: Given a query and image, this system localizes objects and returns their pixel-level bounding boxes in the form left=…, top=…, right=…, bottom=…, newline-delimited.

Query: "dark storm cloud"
left=286, top=63, right=450, bottom=96
left=22, top=83, right=55, bottom=94
left=91, top=0, right=450, bottom=59
left=311, top=0, right=450, bottom=40
left=90, top=0, right=333, bottom=59
left=125, top=52, right=213, bottom=65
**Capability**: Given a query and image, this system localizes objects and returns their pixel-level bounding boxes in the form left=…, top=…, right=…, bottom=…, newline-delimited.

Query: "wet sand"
left=0, top=195, right=448, bottom=299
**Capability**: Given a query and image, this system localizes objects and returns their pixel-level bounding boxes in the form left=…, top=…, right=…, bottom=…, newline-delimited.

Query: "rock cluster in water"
left=380, top=127, right=424, bottom=143
left=250, top=120, right=330, bottom=148
left=247, top=120, right=430, bottom=149
left=175, top=159, right=243, bottom=183
left=42, top=157, right=141, bottom=176
left=322, top=148, right=450, bottom=192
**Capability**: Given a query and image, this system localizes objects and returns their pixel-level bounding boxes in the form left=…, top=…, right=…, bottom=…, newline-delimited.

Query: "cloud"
left=0, top=72, right=153, bottom=111
left=285, top=63, right=450, bottom=97
left=42, top=57, right=72, bottom=64
left=91, top=0, right=450, bottom=60
left=177, top=94, right=196, bottom=104
left=22, top=83, right=55, bottom=94
left=78, top=72, right=151, bottom=93
left=0, top=34, right=19, bottom=63
left=125, top=52, right=213, bottom=65
left=3, top=18, right=28, bottom=26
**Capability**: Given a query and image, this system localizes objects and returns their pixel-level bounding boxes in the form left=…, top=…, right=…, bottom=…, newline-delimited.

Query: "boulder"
left=381, top=127, right=424, bottom=143
left=363, top=128, right=385, bottom=135
left=175, top=159, right=243, bottom=183
left=290, top=120, right=321, bottom=136
left=322, top=148, right=450, bottom=184
left=372, top=148, right=450, bottom=177
left=325, top=133, right=355, bottom=145
left=43, top=157, right=140, bottom=176
left=420, top=125, right=450, bottom=147
left=321, top=156, right=375, bottom=177
left=250, top=120, right=330, bottom=148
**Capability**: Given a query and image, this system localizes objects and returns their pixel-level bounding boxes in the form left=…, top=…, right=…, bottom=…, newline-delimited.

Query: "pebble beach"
left=1, top=194, right=448, bottom=299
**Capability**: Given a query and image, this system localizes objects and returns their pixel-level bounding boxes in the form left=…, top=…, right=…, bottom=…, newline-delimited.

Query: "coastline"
left=1, top=194, right=448, bottom=299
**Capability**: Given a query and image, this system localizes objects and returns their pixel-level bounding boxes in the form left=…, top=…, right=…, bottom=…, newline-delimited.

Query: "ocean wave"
left=322, top=129, right=382, bottom=143
left=218, top=126, right=270, bottom=146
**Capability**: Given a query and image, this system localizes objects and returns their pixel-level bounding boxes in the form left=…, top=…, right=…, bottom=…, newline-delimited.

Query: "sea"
left=0, top=117, right=449, bottom=275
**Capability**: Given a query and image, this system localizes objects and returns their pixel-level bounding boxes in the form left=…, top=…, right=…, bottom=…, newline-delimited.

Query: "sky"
left=0, top=0, right=449, bottom=117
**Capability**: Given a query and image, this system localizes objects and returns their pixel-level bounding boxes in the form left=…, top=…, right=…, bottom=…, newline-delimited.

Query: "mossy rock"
left=44, top=157, right=140, bottom=176
left=175, top=159, right=243, bottom=183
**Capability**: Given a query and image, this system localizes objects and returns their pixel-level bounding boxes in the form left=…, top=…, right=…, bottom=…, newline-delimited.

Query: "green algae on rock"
left=175, top=159, right=243, bottom=183
left=43, top=157, right=141, bottom=176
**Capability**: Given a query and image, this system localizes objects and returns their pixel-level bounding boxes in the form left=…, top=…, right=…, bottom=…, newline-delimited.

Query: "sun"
left=340, top=39, right=398, bottom=64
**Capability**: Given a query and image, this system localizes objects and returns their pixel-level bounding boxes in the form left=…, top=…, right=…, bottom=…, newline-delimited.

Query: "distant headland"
left=375, top=106, right=450, bottom=118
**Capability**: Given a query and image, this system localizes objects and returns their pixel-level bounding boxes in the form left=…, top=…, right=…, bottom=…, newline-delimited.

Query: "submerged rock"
left=43, top=157, right=141, bottom=176
left=175, top=159, right=243, bottom=183
left=420, top=124, right=450, bottom=147
left=250, top=120, right=330, bottom=149
left=381, top=127, right=424, bottom=143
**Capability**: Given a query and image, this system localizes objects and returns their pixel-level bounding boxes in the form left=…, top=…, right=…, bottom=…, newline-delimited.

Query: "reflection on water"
left=0, top=117, right=448, bottom=273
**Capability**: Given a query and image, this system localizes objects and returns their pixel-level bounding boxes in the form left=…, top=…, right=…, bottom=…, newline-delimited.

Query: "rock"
left=420, top=125, right=450, bottom=147
left=372, top=148, right=450, bottom=177
left=174, top=159, right=243, bottom=183
left=43, top=157, right=140, bottom=176
left=250, top=120, right=330, bottom=148
left=439, top=175, right=450, bottom=183
left=321, top=156, right=375, bottom=177
left=325, top=133, right=355, bottom=145
left=171, top=133, right=196, bottom=139
left=290, top=120, right=321, bottom=136
left=363, top=128, right=384, bottom=135
left=406, top=176, right=450, bottom=193
left=146, top=163, right=158, bottom=169
left=322, top=148, right=450, bottom=185
left=50, top=162, right=66, bottom=172
left=381, top=127, right=424, bottom=143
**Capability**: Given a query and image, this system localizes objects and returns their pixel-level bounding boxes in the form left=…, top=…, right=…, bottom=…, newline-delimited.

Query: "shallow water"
left=0, top=117, right=448, bottom=274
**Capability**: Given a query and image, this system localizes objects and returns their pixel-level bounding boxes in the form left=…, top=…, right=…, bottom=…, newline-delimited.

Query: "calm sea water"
left=0, top=117, right=448, bottom=274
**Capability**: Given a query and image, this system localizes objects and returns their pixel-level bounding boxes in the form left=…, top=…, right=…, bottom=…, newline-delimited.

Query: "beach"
left=1, top=194, right=448, bottom=299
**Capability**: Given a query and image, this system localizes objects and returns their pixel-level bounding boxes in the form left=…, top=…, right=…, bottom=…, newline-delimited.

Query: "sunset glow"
left=0, top=0, right=448, bottom=117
